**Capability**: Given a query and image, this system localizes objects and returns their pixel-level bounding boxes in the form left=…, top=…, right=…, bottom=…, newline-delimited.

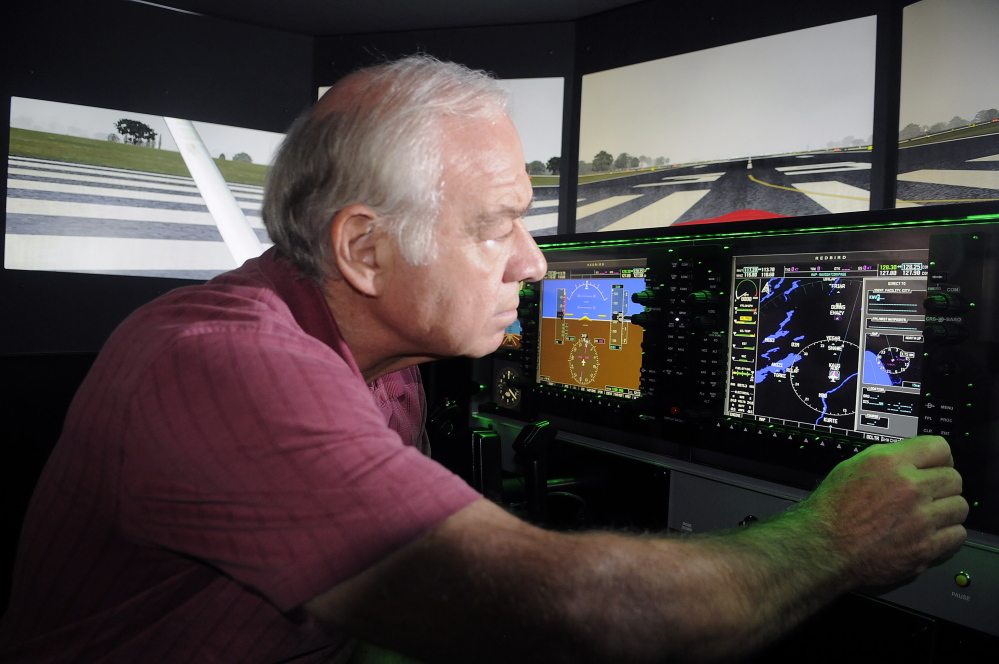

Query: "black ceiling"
left=135, top=0, right=648, bottom=36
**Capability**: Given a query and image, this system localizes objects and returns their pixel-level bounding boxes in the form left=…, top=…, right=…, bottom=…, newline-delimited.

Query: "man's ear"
left=329, top=204, right=391, bottom=297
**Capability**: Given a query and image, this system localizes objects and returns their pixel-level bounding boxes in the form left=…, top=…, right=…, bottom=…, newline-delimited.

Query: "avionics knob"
left=518, top=288, right=537, bottom=301
left=688, top=290, right=718, bottom=305
left=923, top=322, right=969, bottom=343
left=923, top=292, right=969, bottom=314
left=632, top=289, right=657, bottom=305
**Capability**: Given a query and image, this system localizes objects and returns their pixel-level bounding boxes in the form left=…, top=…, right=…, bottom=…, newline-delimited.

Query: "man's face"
left=381, top=113, right=547, bottom=359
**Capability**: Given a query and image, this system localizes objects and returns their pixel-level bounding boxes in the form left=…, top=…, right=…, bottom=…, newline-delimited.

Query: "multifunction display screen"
left=724, top=249, right=929, bottom=442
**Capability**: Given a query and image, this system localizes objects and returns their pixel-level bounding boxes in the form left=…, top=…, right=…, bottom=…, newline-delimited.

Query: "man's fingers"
left=915, top=465, right=964, bottom=500
left=931, top=523, right=968, bottom=561
left=925, top=494, right=970, bottom=531
left=890, top=435, right=955, bottom=469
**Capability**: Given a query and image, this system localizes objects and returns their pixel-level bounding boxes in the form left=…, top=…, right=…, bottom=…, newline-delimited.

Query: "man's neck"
left=322, top=280, right=434, bottom=384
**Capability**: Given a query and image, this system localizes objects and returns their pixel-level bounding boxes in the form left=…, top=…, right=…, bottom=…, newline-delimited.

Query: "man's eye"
left=486, top=224, right=515, bottom=241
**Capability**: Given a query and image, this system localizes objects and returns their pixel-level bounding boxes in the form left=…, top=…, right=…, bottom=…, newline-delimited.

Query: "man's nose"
left=507, top=220, right=547, bottom=283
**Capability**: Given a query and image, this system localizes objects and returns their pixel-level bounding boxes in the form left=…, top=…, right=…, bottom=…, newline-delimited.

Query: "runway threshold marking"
left=598, top=190, right=710, bottom=231
left=897, top=169, right=999, bottom=191
left=526, top=212, right=558, bottom=232
left=776, top=162, right=871, bottom=175
left=895, top=169, right=999, bottom=202
left=4, top=234, right=250, bottom=272
left=7, top=178, right=262, bottom=210
left=633, top=172, right=725, bottom=187
left=6, top=198, right=266, bottom=228
left=576, top=195, right=643, bottom=219
left=789, top=182, right=871, bottom=214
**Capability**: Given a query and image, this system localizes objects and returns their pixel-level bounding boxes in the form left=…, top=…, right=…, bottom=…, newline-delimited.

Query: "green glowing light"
left=535, top=216, right=999, bottom=253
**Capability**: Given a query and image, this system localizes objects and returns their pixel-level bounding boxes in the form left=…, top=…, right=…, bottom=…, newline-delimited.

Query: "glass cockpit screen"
left=537, top=258, right=648, bottom=399
left=724, top=249, right=929, bottom=442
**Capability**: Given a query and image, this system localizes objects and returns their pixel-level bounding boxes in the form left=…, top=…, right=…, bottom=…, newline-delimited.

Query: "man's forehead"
left=443, top=117, right=527, bottom=186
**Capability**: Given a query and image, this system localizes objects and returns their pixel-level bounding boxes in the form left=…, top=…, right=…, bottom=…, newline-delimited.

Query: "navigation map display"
left=537, top=258, right=648, bottom=399
left=724, top=249, right=929, bottom=442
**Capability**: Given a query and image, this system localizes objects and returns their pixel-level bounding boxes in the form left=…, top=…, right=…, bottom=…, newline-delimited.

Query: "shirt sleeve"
left=118, top=328, right=481, bottom=611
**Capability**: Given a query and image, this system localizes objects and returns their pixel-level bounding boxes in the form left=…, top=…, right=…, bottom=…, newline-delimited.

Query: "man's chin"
left=465, top=333, right=507, bottom=359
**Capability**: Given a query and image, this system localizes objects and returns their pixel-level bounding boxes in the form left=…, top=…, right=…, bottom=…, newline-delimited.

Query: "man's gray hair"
left=262, top=55, right=510, bottom=282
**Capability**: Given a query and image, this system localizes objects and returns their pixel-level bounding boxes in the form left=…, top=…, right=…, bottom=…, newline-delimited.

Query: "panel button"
left=955, top=571, right=971, bottom=588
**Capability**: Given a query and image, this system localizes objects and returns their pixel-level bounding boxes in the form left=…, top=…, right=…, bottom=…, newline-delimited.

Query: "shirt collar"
left=256, top=248, right=360, bottom=374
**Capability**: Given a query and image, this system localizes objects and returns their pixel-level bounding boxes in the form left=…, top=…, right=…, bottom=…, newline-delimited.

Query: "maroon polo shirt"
left=0, top=249, right=479, bottom=663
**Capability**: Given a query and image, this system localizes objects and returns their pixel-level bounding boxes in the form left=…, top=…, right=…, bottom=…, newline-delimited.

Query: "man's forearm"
left=307, top=437, right=966, bottom=663
left=310, top=501, right=849, bottom=663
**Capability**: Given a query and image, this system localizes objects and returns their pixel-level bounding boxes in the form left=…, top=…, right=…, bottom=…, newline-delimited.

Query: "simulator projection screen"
left=723, top=249, right=929, bottom=442
left=6, top=97, right=284, bottom=279
left=497, top=77, right=565, bottom=237
left=896, top=0, right=999, bottom=208
left=537, top=258, right=647, bottom=399
left=577, top=16, right=877, bottom=233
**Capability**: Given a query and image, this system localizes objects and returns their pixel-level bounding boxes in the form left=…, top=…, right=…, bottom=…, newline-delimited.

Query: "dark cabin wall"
left=1, top=0, right=314, bottom=353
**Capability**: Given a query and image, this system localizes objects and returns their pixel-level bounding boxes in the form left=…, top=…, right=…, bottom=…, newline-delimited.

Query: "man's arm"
left=304, top=436, right=967, bottom=663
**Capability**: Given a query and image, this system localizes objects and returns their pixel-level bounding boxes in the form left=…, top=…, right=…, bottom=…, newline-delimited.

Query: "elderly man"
left=0, top=56, right=967, bottom=663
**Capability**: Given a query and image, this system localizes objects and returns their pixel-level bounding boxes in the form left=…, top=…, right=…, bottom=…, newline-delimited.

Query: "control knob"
left=923, top=292, right=969, bottom=314
left=632, top=289, right=658, bottom=305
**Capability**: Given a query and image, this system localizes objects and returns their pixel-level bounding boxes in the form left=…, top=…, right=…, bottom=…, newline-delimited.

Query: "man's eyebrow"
left=474, top=202, right=532, bottom=227
left=499, top=201, right=533, bottom=218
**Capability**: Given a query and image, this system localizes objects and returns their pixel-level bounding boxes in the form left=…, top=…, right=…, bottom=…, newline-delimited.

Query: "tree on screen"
left=899, top=123, right=924, bottom=141
left=115, top=119, right=157, bottom=147
left=592, top=151, right=613, bottom=172
left=974, top=108, right=999, bottom=124
left=613, top=152, right=632, bottom=170
left=948, top=116, right=969, bottom=129
left=526, top=160, right=547, bottom=175
left=546, top=156, right=561, bottom=175
left=232, top=152, right=253, bottom=163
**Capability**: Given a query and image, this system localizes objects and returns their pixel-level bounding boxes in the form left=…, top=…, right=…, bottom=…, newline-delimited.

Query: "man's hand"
left=798, top=435, right=968, bottom=588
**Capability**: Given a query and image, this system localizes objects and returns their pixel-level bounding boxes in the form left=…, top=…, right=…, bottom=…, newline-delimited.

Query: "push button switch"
left=954, top=571, right=971, bottom=588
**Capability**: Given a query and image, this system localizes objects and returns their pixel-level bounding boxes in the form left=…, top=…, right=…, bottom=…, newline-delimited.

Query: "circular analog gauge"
left=789, top=339, right=860, bottom=416
left=876, top=346, right=910, bottom=374
left=495, top=367, right=522, bottom=409
left=568, top=336, right=600, bottom=386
